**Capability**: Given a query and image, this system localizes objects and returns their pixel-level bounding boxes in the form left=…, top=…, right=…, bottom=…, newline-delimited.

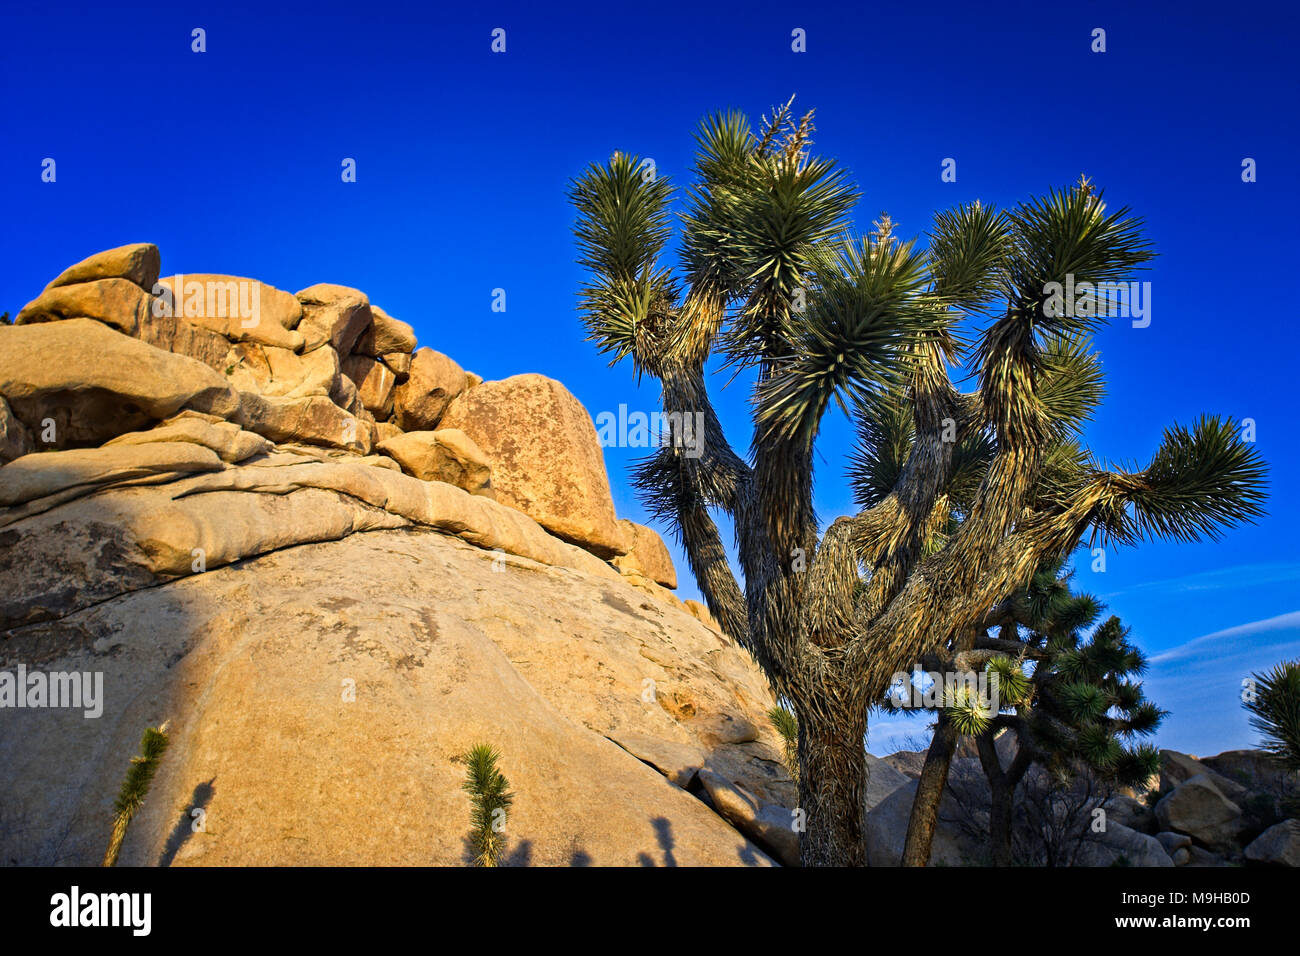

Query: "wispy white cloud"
left=1099, top=563, right=1300, bottom=601
left=1150, top=611, right=1300, bottom=664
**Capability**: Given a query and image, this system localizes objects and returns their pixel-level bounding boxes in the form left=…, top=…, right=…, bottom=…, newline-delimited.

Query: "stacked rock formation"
left=0, top=244, right=801, bottom=866
left=1, top=243, right=681, bottom=625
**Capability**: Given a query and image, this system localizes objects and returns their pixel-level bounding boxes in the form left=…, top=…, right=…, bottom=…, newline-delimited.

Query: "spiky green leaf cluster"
left=987, top=657, right=1032, bottom=708
left=1095, top=416, right=1269, bottom=546
left=767, top=704, right=800, bottom=784
left=1244, top=660, right=1300, bottom=771
left=113, top=724, right=170, bottom=819
left=461, top=743, right=515, bottom=867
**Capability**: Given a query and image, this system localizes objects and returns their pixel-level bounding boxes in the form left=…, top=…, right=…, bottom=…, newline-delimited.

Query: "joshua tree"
left=902, top=563, right=1164, bottom=864
left=569, top=99, right=1266, bottom=865
left=461, top=744, right=514, bottom=867
left=1245, top=659, right=1300, bottom=771
left=103, top=722, right=170, bottom=867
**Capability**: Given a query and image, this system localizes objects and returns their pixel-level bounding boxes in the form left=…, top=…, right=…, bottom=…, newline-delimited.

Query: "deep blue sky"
left=2, top=1, right=1297, bottom=756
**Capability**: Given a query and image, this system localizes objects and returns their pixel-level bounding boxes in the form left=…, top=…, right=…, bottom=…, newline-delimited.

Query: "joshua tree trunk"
left=798, top=708, right=869, bottom=866
left=102, top=817, right=130, bottom=868
left=901, top=712, right=961, bottom=866
left=978, top=731, right=1032, bottom=866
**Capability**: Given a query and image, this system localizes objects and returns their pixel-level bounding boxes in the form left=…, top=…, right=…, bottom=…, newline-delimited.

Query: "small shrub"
left=103, top=723, right=170, bottom=867
left=461, top=743, right=514, bottom=867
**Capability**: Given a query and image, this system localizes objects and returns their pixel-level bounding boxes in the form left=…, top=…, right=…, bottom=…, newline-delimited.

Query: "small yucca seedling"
left=461, top=744, right=514, bottom=867
left=103, top=722, right=170, bottom=867
left=767, top=704, right=800, bottom=785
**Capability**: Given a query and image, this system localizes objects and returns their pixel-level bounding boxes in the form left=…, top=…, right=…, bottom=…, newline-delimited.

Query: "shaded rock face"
left=1074, top=823, right=1174, bottom=867
left=0, top=530, right=785, bottom=866
left=1155, top=774, right=1244, bottom=855
left=1245, top=820, right=1300, bottom=866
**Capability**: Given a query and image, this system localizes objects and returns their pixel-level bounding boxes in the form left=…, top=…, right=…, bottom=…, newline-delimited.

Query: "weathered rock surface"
left=0, top=319, right=239, bottom=447
left=234, top=392, right=369, bottom=454
left=0, top=529, right=786, bottom=866
left=862, top=755, right=972, bottom=866
left=612, top=520, right=677, bottom=589
left=392, top=348, right=465, bottom=431
left=0, top=396, right=34, bottom=465
left=42, top=242, right=161, bottom=292
left=696, top=768, right=798, bottom=865
left=341, top=354, right=397, bottom=418
left=1074, top=822, right=1174, bottom=867
left=136, top=311, right=236, bottom=371
left=1156, top=830, right=1193, bottom=854
left=1244, top=820, right=1300, bottom=866
left=1159, top=749, right=1249, bottom=804
left=16, top=278, right=154, bottom=334
left=295, top=284, right=372, bottom=355
left=376, top=429, right=493, bottom=497
left=226, top=343, right=340, bottom=400
left=356, top=305, right=417, bottom=356
left=380, top=351, right=411, bottom=380
left=0, top=442, right=224, bottom=508
left=440, top=374, right=625, bottom=558
left=1155, top=774, right=1244, bottom=854
left=155, top=275, right=304, bottom=351
left=0, top=243, right=804, bottom=867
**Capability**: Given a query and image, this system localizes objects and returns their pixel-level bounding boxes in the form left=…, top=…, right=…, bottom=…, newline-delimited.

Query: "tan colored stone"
left=234, top=392, right=369, bottom=454
left=465, top=371, right=484, bottom=389
left=392, top=348, right=466, bottom=431
left=0, top=527, right=782, bottom=866
left=0, top=319, right=240, bottom=447
left=295, top=284, right=372, bottom=354
left=376, top=429, right=492, bottom=496
left=329, top=369, right=363, bottom=417
left=379, top=351, right=411, bottom=380
left=359, top=454, right=402, bottom=472
left=105, top=414, right=271, bottom=463
left=683, top=599, right=719, bottom=631
left=43, top=243, right=161, bottom=292
left=373, top=421, right=403, bottom=443
left=612, top=519, right=677, bottom=589
left=355, top=304, right=416, bottom=355
left=136, top=311, right=235, bottom=371
left=607, top=731, right=707, bottom=788
left=341, top=354, right=396, bottom=418
left=226, top=343, right=340, bottom=399
left=440, top=374, right=624, bottom=558
left=155, top=275, right=304, bottom=351
left=15, top=278, right=153, bottom=335
left=0, top=442, right=224, bottom=508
